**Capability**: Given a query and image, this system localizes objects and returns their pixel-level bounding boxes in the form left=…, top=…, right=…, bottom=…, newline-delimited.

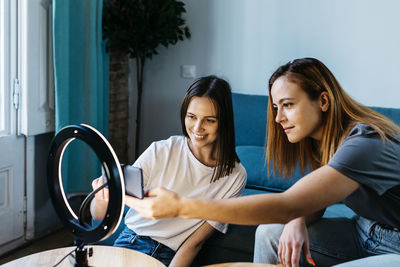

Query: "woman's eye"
left=283, top=103, right=293, bottom=108
left=206, top=119, right=216, bottom=123
left=187, top=115, right=195, bottom=119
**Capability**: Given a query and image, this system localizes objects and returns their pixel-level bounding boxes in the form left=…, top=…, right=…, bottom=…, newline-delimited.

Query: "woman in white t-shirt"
left=90, top=76, right=247, bottom=266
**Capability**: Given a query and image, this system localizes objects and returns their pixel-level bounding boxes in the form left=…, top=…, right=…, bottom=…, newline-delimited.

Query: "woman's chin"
left=286, top=134, right=301, bottom=143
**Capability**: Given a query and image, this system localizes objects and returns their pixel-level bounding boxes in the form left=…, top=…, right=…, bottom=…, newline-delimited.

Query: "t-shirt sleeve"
left=222, top=164, right=247, bottom=198
left=207, top=164, right=247, bottom=233
left=328, top=134, right=400, bottom=195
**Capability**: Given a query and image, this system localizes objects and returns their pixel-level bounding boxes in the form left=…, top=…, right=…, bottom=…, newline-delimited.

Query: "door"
left=0, top=0, right=25, bottom=250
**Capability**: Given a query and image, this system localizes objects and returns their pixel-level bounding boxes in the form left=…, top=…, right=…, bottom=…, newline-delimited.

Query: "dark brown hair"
left=180, top=75, right=240, bottom=182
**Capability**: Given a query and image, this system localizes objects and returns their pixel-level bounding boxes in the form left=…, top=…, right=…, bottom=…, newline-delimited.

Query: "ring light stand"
left=47, top=124, right=126, bottom=266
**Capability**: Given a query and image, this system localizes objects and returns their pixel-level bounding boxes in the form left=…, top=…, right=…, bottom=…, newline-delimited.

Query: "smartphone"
left=102, top=165, right=144, bottom=199
left=123, top=165, right=144, bottom=199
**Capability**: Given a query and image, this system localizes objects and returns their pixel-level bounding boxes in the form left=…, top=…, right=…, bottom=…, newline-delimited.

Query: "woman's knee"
left=255, top=224, right=283, bottom=243
left=254, top=224, right=284, bottom=263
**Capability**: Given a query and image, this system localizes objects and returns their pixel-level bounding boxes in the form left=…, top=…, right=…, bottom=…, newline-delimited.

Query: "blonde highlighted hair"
left=267, top=58, right=400, bottom=178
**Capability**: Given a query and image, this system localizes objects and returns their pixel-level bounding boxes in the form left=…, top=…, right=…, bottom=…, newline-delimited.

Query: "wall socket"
left=181, top=65, right=196, bottom=78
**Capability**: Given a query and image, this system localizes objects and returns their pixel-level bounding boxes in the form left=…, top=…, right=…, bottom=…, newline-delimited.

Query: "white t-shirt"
left=124, top=135, right=247, bottom=251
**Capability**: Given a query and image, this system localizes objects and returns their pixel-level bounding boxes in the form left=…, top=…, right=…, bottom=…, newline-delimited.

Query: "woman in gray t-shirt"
left=125, top=58, right=400, bottom=267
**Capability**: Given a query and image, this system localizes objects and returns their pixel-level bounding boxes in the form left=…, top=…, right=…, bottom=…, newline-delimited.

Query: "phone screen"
left=102, top=165, right=144, bottom=199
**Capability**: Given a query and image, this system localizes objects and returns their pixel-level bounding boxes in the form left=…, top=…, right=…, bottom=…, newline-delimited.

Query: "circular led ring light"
left=47, top=124, right=125, bottom=243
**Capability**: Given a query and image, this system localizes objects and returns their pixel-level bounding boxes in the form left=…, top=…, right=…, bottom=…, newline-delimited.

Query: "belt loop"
left=130, top=234, right=137, bottom=244
left=376, top=222, right=400, bottom=232
left=151, top=242, right=161, bottom=257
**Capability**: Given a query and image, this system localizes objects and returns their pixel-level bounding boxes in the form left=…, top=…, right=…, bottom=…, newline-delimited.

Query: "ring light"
left=47, top=124, right=125, bottom=244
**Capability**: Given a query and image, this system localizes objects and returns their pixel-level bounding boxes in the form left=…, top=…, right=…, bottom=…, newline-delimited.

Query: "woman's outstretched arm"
left=125, top=165, right=359, bottom=225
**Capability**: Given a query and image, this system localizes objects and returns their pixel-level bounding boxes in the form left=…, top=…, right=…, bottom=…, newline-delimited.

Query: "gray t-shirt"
left=328, top=123, right=400, bottom=228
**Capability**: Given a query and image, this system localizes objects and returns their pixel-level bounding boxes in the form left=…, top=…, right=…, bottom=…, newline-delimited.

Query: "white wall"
left=128, top=0, right=400, bottom=159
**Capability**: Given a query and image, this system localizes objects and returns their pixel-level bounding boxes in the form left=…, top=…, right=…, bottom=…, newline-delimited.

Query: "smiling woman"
left=184, top=96, right=219, bottom=167
left=90, top=75, right=247, bottom=267
left=179, top=76, right=240, bottom=182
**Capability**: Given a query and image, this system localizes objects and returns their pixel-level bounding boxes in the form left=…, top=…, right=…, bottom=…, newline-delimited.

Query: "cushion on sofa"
left=232, top=93, right=268, bottom=146
left=236, top=145, right=301, bottom=192
left=371, top=107, right=400, bottom=126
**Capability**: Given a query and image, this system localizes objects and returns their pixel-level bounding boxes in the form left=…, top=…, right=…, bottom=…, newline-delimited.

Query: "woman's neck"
left=187, top=139, right=218, bottom=167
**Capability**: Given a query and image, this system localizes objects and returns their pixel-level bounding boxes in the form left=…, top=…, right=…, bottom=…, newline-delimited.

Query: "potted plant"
left=103, top=0, right=191, bottom=160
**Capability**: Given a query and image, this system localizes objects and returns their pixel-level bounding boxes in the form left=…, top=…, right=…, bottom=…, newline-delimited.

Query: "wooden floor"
left=0, top=228, right=74, bottom=265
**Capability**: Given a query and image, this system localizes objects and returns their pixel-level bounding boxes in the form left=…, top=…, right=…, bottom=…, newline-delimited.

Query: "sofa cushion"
left=370, top=106, right=400, bottom=126
left=324, top=203, right=355, bottom=219
left=237, top=145, right=301, bottom=192
left=232, top=93, right=268, bottom=147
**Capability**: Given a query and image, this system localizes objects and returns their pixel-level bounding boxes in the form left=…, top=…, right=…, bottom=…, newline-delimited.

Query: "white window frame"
left=19, top=0, right=55, bottom=136
left=0, top=0, right=17, bottom=137
left=1, top=0, right=54, bottom=137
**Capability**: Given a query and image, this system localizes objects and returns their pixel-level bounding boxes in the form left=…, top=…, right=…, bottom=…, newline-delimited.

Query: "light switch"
left=181, top=65, right=196, bottom=78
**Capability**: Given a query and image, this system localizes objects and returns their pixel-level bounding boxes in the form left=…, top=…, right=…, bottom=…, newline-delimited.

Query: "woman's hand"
left=124, top=187, right=183, bottom=219
left=278, top=217, right=313, bottom=267
left=90, top=177, right=109, bottom=220
left=91, top=177, right=109, bottom=202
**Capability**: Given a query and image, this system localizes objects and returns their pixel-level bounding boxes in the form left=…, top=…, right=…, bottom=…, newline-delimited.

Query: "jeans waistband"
left=356, top=216, right=400, bottom=233
left=376, top=223, right=400, bottom=232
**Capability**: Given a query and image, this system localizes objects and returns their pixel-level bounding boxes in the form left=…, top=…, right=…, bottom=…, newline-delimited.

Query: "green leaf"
left=102, top=0, right=191, bottom=58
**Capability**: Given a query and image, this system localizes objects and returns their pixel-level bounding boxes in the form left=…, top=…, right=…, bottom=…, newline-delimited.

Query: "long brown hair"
left=267, top=58, right=400, bottom=178
left=180, top=75, right=240, bottom=182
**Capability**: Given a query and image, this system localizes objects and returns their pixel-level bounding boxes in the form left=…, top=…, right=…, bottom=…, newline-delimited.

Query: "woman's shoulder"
left=149, top=135, right=186, bottom=151
left=347, top=123, right=378, bottom=137
left=333, top=123, right=400, bottom=164
left=345, top=123, right=400, bottom=143
left=232, top=161, right=247, bottom=178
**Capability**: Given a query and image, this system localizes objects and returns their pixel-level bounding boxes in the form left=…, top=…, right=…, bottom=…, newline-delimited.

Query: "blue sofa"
left=98, top=93, right=400, bottom=265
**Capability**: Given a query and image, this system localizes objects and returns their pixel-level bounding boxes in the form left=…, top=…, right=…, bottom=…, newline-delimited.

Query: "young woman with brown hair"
left=91, top=75, right=246, bottom=266
left=125, top=58, right=400, bottom=266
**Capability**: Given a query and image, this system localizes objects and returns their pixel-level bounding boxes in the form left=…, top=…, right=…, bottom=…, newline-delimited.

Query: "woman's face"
left=185, top=96, right=219, bottom=152
left=271, top=76, right=324, bottom=143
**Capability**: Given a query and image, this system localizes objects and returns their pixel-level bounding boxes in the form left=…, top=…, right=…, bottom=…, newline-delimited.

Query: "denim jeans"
left=254, top=216, right=400, bottom=267
left=333, top=254, right=400, bottom=267
left=114, top=226, right=175, bottom=266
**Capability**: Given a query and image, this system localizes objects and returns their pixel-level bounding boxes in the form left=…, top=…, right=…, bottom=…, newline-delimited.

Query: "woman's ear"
left=319, top=92, right=330, bottom=112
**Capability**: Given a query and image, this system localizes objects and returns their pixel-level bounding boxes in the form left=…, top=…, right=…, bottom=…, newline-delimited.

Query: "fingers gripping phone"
left=102, top=165, right=144, bottom=199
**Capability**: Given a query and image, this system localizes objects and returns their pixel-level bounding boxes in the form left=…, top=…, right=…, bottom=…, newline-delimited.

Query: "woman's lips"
left=193, top=132, right=205, bottom=140
left=283, top=126, right=294, bottom=133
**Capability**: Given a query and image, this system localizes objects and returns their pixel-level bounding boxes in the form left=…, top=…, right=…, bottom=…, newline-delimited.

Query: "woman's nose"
left=194, top=120, right=203, bottom=131
left=275, top=109, right=285, bottom=123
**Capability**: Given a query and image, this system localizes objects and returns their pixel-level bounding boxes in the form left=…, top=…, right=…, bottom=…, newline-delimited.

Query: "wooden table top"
left=203, top=263, right=278, bottom=267
left=2, top=245, right=166, bottom=267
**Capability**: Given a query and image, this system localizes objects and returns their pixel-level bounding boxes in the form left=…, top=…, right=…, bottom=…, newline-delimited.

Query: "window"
left=0, top=0, right=17, bottom=137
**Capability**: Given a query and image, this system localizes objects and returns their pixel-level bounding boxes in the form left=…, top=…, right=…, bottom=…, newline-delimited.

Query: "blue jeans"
left=333, top=254, right=400, bottom=267
left=254, top=216, right=400, bottom=267
left=114, top=226, right=175, bottom=266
